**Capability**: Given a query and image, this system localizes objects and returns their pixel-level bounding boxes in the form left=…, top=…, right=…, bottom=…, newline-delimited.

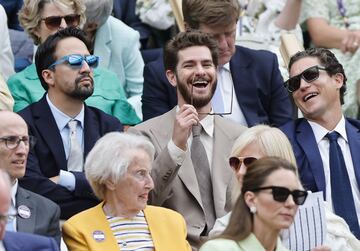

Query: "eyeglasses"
left=0, top=214, right=16, bottom=223
left=250, top=186, right=308, bottom=205
left=228, top=156, right=257, bottom=172
left=0, top=135, right=36, bottom=150
left=190, top=75, right=233, bottom=115
left=41, top=14, right=80, bottom=30
left=49, top=54, right=99, bottom=69
left=284, top=65, right=328, bottom=93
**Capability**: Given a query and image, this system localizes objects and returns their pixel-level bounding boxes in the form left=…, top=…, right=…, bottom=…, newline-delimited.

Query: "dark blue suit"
left=3, top=231, right=59, bottom=251
left=18, top=95, right=123, bottom=219
left=280, top=118, right=360, bottom=197
left=141, top=45, right=293, bottom=127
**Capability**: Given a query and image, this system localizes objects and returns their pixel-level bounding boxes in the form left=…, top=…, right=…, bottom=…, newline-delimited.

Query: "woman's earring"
left=250, top=206, right=257, bottom=214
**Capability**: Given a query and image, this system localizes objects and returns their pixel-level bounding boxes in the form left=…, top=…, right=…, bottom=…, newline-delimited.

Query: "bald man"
left=0, top=111, right=61, bottom=244
left=0, top=169, right=59, bottom=251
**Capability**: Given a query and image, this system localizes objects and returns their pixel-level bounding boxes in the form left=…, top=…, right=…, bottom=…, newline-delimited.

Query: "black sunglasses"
left=228, top=156, right=257, bottom=172
left=284, top=65, right=328, bottom=93
left=250, top=186, right=308, bottom=205
left=41, top=14, right=80, bottom=30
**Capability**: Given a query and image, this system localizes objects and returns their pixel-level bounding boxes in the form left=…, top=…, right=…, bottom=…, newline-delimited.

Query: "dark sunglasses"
left=41, top=14, right=80, bottom=30
left=49, top=54, right=99, bottom=69
left=228, top=156, right=257, bottom=172
left=284, top=65, right=328, bottom=93
left=0, top=135, right=37, bottom=150
left=250, top=186, right=308, bottom=205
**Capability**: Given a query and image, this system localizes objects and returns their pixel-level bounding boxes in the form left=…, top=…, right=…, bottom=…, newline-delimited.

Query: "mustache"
left=75, top=73, right=94, bottom=85
left=191, top=74, right=210, bottom=85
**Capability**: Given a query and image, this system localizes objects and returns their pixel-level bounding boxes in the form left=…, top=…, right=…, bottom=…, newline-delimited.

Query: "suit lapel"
left=16, top=187, right=36, bottom=233
left=230, top=47, right=259, bottom=126
left=296, top=120, right=326, bottom=192
left=83, top=106, right=100, bottom=157
left=33, top=96, right=67, bottom=170
left=345, top=119, right=360, bottom=191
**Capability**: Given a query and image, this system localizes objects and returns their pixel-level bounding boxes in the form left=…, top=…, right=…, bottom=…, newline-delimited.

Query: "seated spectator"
left=18, top=27, right=123, bottom=219
left=0, top=169, right=59, bottom=251
left=0, top=4, right=15, bottom=80
left=83, top=0, right=145, bottom=118
left=141, top=0, right=293, bottom=126
left=7, top=0, right=140, bottom=126
left=0, top=74, right=14, bottom=111
left=302, top=0, right=360, bottom=118
left=0, top=111, right=61, bottom=245
left=63, top=132, right=191, bottom=251
left=200, top=157, right=307, bottom=251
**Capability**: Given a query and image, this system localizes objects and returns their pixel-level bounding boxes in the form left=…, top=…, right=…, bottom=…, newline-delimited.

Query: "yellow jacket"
left=63, top=202, right=191, bottom=251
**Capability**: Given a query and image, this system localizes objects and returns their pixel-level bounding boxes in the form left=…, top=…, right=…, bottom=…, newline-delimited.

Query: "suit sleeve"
left=62, top=221, right=89, bottom=251
left=141, top=62, right=174, bottom=121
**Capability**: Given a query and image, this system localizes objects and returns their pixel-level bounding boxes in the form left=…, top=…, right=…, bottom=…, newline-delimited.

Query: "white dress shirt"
left=46, top=94, right=85, bottom=191
left=7, top=180, right=18, bottom=231
left=308, top=116, right=360, bottom=225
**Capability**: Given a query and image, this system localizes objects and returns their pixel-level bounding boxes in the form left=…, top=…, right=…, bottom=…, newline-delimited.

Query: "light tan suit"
left=130, top=108, right=246, bottom=248
left=0, top=73, right=13, bottom=111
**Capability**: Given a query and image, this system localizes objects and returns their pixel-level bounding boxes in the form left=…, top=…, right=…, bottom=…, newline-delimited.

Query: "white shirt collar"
left=10, top=179, right=18, bottom=207
left=220, top=62, right=230, bottom=72
left=308, top=116, right=347, bottom=143
left=46, top=93, right=85, bottom=131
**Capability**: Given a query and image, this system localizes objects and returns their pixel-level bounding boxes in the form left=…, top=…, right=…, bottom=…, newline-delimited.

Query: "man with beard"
left=129, top=31, right=246, bottom=249
left=18, top=27, right=123, bottom=219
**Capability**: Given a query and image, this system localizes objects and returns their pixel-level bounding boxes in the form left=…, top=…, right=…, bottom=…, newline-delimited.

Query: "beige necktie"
left=67, top=120, right=83, bottom=172
left=191, top=124, right=216, bottom=234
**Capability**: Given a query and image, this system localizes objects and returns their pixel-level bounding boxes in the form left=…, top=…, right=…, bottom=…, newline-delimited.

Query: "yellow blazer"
left=62, top=202, right=191, bottom=251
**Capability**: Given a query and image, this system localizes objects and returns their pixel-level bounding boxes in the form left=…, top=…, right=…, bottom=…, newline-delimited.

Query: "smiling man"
left=18, top=27, right=123, bottom=219
left=130, top=31, right=246, bottom=249
left=281, top=48, right=360, bottom=238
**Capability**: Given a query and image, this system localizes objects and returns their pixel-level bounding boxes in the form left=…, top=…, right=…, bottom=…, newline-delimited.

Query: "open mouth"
left=303, top=92, right=318, bottom=102
left=12, top=159, right=25, bottom=165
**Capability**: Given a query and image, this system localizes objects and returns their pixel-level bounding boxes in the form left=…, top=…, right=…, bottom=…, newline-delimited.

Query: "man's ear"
left=333, top=72, right=345, bottom=90
left=41, top=69, right=55, bottom=88
left=166, top=69, right=177, bottom=87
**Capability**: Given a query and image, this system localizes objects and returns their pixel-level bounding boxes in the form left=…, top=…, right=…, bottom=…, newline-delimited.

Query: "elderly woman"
left=83, top=0, right=144, bottom=117
left=62, top=132, right=191, bottom=251
left=209, top=125, right=359, bottom=251
left=201, top=156, right=306, bottom=250
left=7, top=0, right=140, bottom=126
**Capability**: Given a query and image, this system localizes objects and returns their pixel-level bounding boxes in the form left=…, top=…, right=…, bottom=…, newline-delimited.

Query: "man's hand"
left=49, top=176, right=59, bottom=184
left=172, top=104, right=199, bottom=151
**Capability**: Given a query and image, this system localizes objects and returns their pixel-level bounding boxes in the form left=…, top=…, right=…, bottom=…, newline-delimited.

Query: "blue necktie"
left=326, top=132, right=360, bottom=238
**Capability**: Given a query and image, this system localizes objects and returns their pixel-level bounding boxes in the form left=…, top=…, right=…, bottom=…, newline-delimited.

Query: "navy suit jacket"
left=18, top=95, right=123, bottom=219
left=280, top=118, right=360, bottom=198
left=3, top=231, right=59, bottom=251
left=141, top=45, right=293, bottom=127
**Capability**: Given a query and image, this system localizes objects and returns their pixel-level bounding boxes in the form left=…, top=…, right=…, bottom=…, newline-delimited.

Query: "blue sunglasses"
left=49, top=54, right=99, bottom=69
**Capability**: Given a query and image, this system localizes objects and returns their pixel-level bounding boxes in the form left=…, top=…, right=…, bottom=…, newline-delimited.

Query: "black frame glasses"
left=49, top=54, right=100, bottom=69
left=228, top=156, right=257, bottom=172
left=0, top=213, right=17, bottom=223
left=250, top=186, right=308, bottom=205
left=190, top=75, right=233, bottom=116
left=41, top=14, right=80, bottom=30
left=284, top=65, right=328, bottom=93
left=0, top=135, right=37, bottom=150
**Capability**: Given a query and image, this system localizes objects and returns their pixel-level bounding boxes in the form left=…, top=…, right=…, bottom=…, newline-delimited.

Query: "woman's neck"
left=252, top=224, right=279, bottom=251
left=103, top=199, right=139, bottom=218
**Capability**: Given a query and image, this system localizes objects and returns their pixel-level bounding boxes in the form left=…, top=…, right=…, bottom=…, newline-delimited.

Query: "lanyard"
left=336, top=0, right=350, bottom=28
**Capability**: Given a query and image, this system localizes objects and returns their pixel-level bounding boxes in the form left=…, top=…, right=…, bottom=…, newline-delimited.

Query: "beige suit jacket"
left=130, top=107, right=246, bottom=248
left=0, top=74, right=13, bottom=111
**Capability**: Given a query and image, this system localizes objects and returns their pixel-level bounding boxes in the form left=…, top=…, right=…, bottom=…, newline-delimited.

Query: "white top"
left=0, top=5, right=15, bottom=80
left=308, top=116, right=360, bottom=225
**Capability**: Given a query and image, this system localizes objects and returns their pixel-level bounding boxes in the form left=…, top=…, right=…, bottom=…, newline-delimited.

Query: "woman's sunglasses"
left=284, top=65, right=328, bottom=93
left=250, top=186, right=308, bottom=205
left=49, top=54, right=100, bottom=69
left=41, top=14, right=80, bottom=30
left=228, top=156, right=257, bottom=172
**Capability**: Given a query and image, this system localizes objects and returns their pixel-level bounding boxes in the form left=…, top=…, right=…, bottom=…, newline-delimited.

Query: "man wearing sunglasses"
left=0, top=111, right=61, bottom=245
left=142, top=0, right=294, bottom=127
left=0, top=169, right=59, bottom=251
left=281, top=48, right=360, bottom=239
left=18, top=27, right=123, bottom=220
left=130, top=31, right=246, bottom=249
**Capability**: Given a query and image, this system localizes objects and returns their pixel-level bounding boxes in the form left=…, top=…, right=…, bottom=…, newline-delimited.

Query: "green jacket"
left=7, top=64, right=141, bottom=125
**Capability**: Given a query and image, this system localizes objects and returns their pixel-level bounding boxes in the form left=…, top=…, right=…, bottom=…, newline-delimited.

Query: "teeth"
left=304, top=92, right=318, bottom=101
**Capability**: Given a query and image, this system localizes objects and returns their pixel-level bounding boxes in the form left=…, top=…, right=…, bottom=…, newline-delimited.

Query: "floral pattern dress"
left=301, top=0, right=360, bottom=118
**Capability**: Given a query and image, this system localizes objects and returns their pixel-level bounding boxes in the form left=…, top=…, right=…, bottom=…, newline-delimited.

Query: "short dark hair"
left=35, top=27, right=91, bottom=90
left=164, top=30, right=218, bottom=72
left=182, top=0, right=240, bottom=29
left=219, top=157, right=298, bottom=242
left=288, top=48, right=347, bottom=105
